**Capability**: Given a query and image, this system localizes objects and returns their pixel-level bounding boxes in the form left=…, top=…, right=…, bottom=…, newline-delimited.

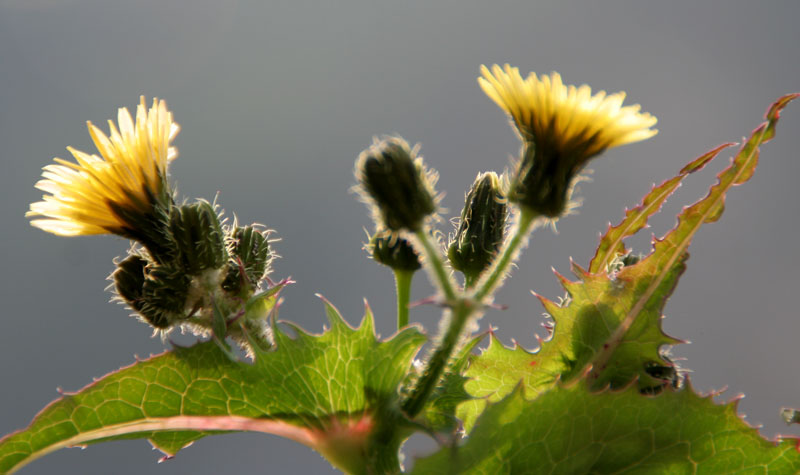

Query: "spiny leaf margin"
left=415, top=378, right=800, bottom=474
left=0, top=298, right=426, bottom=474
left=589, top=142, right=730, bottom=274
left=457, top=93, right=798, bottom=432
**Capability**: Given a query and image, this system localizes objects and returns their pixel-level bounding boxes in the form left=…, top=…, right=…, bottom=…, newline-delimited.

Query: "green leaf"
left=458, top=94, right=799, bottom=431
left=583, top=93, right=799, bottom=386
left=0, top=298, right=426, bottom=474
left=588, top=142, right=729, bottom=274
left=414, top=380, right=800, bottom=474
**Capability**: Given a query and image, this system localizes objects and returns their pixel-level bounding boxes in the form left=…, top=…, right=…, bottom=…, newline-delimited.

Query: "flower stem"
left=402, top=212, right=536, bottom=418
left=413, top=228, right=456, bottom=302
left=401, top=300, right=472, bottom=418
left=474, top=208, right=537, bottom=301
left=393, top=269, right=414, bottom=330
left=464, top=273, right=477, bottom=290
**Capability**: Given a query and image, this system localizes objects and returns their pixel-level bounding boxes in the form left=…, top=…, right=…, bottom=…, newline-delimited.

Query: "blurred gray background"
left=1, top=0, right=798, bottom=473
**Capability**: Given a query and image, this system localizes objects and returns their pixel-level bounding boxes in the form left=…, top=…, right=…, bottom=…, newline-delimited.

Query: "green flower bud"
left=448, top=172, right=508, bottom=281
left=112, top=254, right=148, bottom=313
left=139, top=264, right=191, bottom=329
left=356, top=137, right=437, bottom=232
left=369, top=232, right=421, bottom=272
left=170, top=201, right=227, bottom=274
left=222, top=226, right=272, bottom=294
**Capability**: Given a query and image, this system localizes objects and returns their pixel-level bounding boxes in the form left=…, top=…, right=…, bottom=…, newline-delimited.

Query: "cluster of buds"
left=351, top=67, right=659, bottom=424
left=355, top=137, right=434, bottom=275
left=355, top=138, right=508, bottom=287
left=111, top=201, right=273, bottom=332
left=26, top=98, right=276, bottom=348
left=355, top=65, right=657, bottom=295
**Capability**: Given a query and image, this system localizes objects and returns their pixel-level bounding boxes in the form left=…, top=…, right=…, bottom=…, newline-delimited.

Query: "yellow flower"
left=27, top=97, right=179, bottom=237
left=479, top=64, right=657, bottom=217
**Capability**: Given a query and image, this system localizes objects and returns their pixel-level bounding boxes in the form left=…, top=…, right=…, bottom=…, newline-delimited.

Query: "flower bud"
left=369, top=232, right=421, bottom=272
left=356, top=137, right=437, bottom=232
left=139, top=264, right=191, bottom=328
left=448, top=172, right=507, bottom=280
left=170, top=201, right=227, bottom=275
left=222, top=226, right=272, bottom=294
left=112, top=255, right=148, bottom=313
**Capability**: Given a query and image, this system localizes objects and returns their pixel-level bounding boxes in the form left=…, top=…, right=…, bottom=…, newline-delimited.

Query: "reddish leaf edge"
left=583, top=93, right=799, bottom=383
left=589, top=141, right=734, bottom=274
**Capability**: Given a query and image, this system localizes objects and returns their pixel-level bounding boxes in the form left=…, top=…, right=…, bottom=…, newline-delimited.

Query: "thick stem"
left=474, top=208, right=537, bottom=301
left=393, top=269, right=414, bottom=330
left=413, top=228, right=457, bottom=302
left=401, top=301, right=472, bottom=418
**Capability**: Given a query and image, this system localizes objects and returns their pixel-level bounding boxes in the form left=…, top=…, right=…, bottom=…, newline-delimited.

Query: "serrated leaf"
left=459, top=94, right=798, bottom=431
left=583, top=93, right=799, bottom=385
left=414, top=380, right=800, bottom=474
left=459, top=242, right=686, bottom=432
left=0, top=299, right=426, bottom=474
left=589, top=142, right=730, bottom=274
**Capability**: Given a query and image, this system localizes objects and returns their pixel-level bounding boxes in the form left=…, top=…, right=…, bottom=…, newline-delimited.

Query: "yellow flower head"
left=479, top=64, right=657, bottom=217
left=27, top=97, right=179, bottom=237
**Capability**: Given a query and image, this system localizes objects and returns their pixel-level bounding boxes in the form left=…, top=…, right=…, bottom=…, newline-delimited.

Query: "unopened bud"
left=113, top=255, right=148, bottom=313
left=222, top=226, right=271, bottom=294
left=369, top=232, right=421, bottom=272
left=170, top=201, right=227, bottom=274
left=356, top=137, right=437, bottom=232
left=139, top=265, right=191, bottom=328
left=448, top=172, right=507, bottom=280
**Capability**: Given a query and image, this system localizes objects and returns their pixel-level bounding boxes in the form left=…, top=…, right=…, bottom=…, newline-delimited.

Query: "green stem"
left=474, top=208, right=537, bottom=301
left=413, top=228, right=457, bottom=302
left=393, top=270, right=414, bottom=330
left=463, top=273, right=477, bottom=290
left=402, top=214, right=536, bottom=419
left=401, top=301, right=472, bottom=418
left=399, top=228, right=466, bottom=418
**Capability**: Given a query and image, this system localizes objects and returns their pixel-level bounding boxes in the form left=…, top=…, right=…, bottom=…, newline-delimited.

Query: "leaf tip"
left=550, top=267, right=571, bottom=287
left=569, top=259, right=589, bottom=279
left=766, top=93, right=800, bottom=121
left=315, top=293, right=350, bottom=329
left=679, top=142, right=736, bottom=174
